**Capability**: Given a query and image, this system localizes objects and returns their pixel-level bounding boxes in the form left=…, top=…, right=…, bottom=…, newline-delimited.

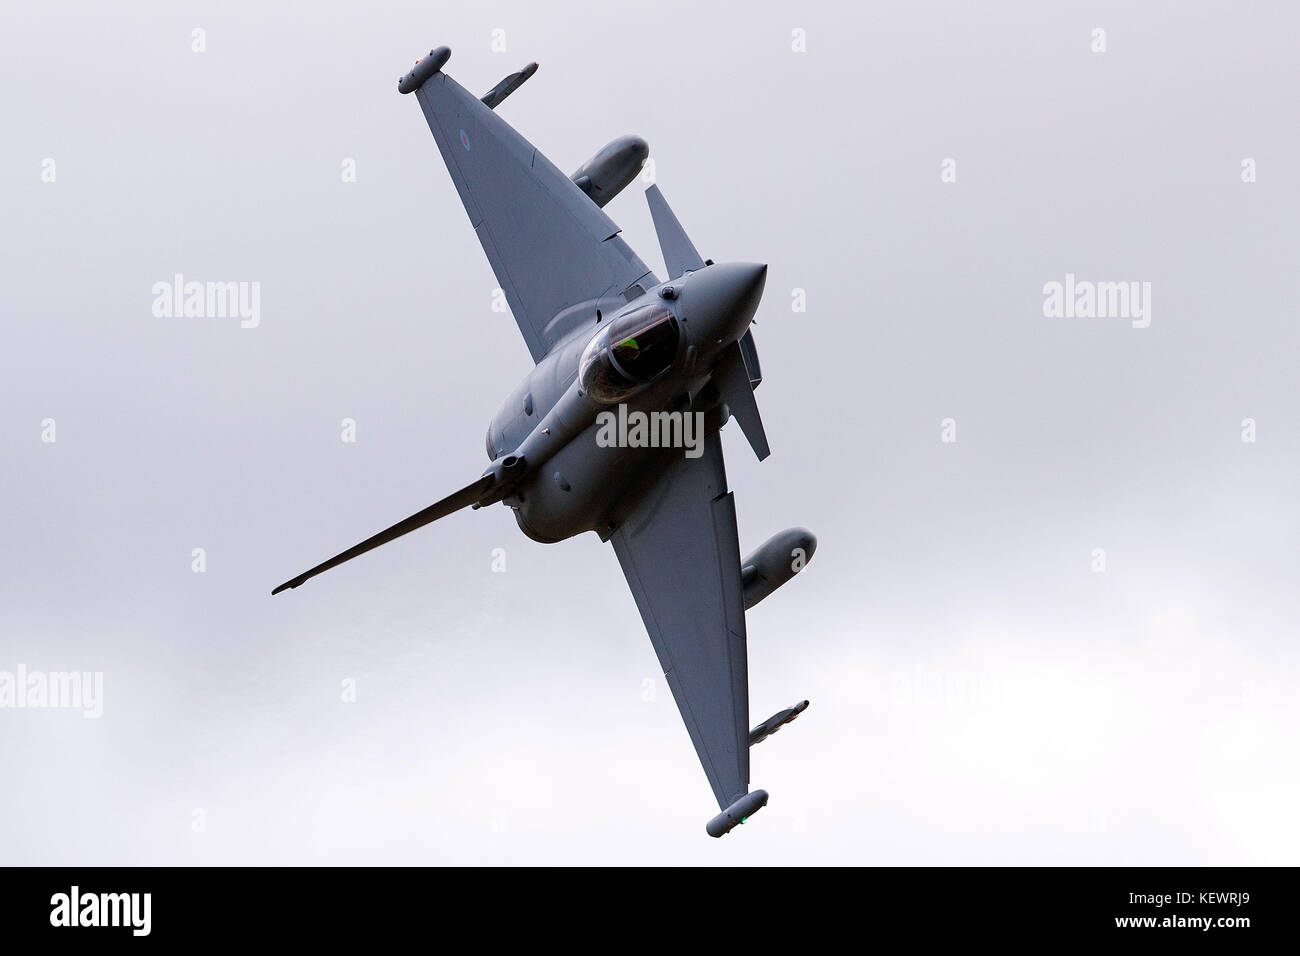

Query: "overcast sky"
left=3, top=0, right=1298, bottom=864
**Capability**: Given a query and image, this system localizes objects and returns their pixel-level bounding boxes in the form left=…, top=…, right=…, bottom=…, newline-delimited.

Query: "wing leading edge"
left=410, top=61, right=656, bottom=361
left=610, top=433, right=752, bottom=812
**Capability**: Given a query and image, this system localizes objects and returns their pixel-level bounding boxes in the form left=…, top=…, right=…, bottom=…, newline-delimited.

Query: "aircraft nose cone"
left=680, top=261, right=767, bottom=348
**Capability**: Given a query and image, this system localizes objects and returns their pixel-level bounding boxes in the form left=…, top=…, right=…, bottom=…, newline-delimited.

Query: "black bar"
left=0, top=866, right=1289, bottom=943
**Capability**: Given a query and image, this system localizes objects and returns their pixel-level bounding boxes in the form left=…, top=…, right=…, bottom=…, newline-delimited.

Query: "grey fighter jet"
left=273, top=46, right=817, bottom=837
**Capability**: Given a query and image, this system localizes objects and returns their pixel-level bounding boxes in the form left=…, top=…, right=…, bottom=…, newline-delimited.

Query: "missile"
left=706, top=789, right=769, bottom=838
left=741, top=528, right=817, bottom=609
left=570, top=135, right=650, bottom=208
left=481, top=62, right=538, bottom=110
left=749, top=700, right=809, bottom=746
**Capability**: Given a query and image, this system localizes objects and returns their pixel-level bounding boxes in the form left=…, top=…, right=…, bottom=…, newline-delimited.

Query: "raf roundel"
left=459, top=129, right=471, bottom=151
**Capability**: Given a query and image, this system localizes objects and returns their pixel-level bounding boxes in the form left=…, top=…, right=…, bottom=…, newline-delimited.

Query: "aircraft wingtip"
left=398, top=46, right=452, bottom=94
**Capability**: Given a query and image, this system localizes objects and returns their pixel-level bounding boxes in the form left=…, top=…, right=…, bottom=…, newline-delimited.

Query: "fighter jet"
left=273, top=46, right=817, bottom=837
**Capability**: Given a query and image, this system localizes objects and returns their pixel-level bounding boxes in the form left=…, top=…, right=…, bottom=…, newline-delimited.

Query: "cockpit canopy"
left=579, top=302, right=680, bottom=403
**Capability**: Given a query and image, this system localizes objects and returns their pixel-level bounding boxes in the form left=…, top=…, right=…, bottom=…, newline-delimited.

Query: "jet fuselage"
left=484, top=262, right=767, bottom=543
